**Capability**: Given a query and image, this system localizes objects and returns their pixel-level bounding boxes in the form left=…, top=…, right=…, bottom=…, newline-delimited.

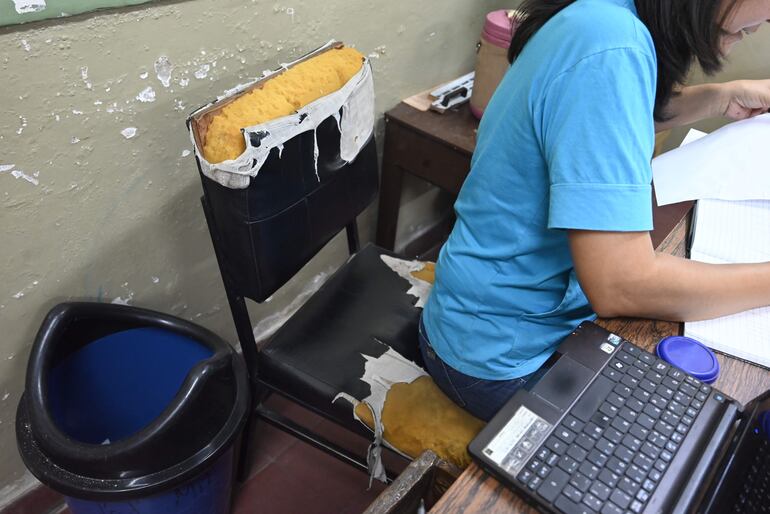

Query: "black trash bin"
left=16, top=302, right=250, bottom=514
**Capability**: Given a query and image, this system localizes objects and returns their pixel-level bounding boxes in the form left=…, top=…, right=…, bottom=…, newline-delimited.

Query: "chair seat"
left=259, top=243, right=423, bottom=433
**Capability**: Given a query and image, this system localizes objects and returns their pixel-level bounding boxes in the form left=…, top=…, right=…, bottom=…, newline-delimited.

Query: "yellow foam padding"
left=354, top=375, right=485, bottom=469
left=410, top=262, right=435, bottom=284
left=202, top=47, right=365, bottom=164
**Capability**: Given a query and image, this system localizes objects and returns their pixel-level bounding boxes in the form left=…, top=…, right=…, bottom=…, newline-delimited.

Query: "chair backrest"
left=198, top=113, right=378, bottom=303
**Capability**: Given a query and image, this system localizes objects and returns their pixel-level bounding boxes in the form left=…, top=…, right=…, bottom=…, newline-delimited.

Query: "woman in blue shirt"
left=421, top=0, right=770, bottom=421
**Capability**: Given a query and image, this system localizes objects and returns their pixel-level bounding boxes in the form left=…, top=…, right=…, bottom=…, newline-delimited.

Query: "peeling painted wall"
left=0, top=0, right=509, bottom=502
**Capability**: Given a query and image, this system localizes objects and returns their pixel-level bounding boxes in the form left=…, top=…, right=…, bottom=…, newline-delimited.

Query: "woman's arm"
left=655, top=80, right=770, bottom=132
left=568, top=229, right=770, bottom=321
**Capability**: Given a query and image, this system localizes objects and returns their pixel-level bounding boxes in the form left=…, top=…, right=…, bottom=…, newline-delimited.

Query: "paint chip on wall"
left=154, top=56, right=173, bottom=88
left=121, top=127, right=137, bottom=139
left=12, top=0, right=46, bottom=14
left=136, top=86, right=156, bottom=103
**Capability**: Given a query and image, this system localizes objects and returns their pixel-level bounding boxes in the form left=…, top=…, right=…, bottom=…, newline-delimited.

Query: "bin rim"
left=16, top=302, right=251, bottom=500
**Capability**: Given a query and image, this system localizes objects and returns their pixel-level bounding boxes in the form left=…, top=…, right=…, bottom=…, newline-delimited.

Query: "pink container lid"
left=482, top=9, right=520, bottom=48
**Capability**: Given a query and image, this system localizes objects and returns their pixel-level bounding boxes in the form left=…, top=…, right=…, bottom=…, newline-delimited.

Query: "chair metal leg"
left=346, top=219, right=360, bottom=255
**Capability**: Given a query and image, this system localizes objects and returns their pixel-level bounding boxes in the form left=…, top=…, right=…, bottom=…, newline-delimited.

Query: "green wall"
left=0, top=0, right=508, bottom=503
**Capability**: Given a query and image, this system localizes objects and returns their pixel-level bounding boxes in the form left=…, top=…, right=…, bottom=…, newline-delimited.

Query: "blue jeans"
left=418, top=317, right=532, bottom=422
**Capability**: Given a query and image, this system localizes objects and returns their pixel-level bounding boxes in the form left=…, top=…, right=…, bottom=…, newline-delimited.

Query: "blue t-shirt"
left=422, top=0, right=657, bottom=380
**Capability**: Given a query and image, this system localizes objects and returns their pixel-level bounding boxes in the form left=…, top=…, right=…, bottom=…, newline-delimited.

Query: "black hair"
left=507, top=0, right=738, bottom=121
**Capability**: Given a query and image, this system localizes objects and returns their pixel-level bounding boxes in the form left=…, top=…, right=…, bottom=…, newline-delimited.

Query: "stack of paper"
left=652, top=114, right=770, bottom=368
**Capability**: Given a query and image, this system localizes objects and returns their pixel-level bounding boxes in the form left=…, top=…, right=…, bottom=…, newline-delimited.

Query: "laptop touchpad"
left=531, top=355, right=594, bottom=412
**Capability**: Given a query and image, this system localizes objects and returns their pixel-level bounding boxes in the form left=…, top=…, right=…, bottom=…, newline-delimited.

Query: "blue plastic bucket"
left=17, top=303, right=250, bottom=514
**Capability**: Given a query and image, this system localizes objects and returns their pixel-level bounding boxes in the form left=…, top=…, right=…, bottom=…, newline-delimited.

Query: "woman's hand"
left=718, top=79, right=770, bottom=120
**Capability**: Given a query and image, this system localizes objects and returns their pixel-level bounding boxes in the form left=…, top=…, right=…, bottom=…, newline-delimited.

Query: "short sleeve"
left=539, top=47, right=656, bottom=231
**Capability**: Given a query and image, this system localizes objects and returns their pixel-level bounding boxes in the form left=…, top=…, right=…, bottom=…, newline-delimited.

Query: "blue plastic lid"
left=656, top=336, right=720, bottom=384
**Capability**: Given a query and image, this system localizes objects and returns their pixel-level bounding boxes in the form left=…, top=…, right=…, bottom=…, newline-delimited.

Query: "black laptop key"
left=536, top=447, right=551, bottom=462
left=606, top=393, right=625, bottom=409
left=648, top=430, right=665, bottom=448
left=537, top=464, right=551, bottom=478
left=591, top=412, right=611, bottom=429
left=547, top=452, right=561, bottom=466
left=668, top=368, right=685, bottom=381
left=633, top=453, right=654, bottom=471
left=529, top=475, right=543, bottom=490
left=632, top=387, right=651, bottom=403
left=610, top=489, right=632, bottom=510
left=637, top=413, right=655, bottom=430
left=598, top=468, right=620, bottom=488
left=639, top=352, right=655, bottom=365
left=562, top=484, right=584, bottom=503
left=610, top=416, right=631, bottom=433
left=650, top=394, right=668, bottom=410
left=644, top=370, right=664, bottom=384
left=628, top=366, right=646, bottom=381
left=582, top=492, right=603, bottom=512
left=537, top=467, right=570, bottom=503
left=621, top=374, right=639, bottom=388
left=622, top=343, right=640, bottom=355
left=601, top=367, right=622, bottom=382
left=604, top=427, right=623, bottom=445
left=576, top=432, right=596, bottom=451
left=614, top=445, right=634, bottom=463
left=674, top=390, right=692, bottom=405
left=617, top=351, right=634, bottom=365
left=563, top=415, right=585, bottom=433
left=558, top=455, right=580, bottom=474
left=590, top=481, right=611, bottom=501
left=571, top=472, right=592, bottom=492
left=625, top=463, right=646, bottom=484
left=587, top=449, right=608, bottom=467
left=585, top=422, right=605, bottom=439
left=555, top=495, right=594, bottom=514
left=641, top=441, right=661, bottom=460
left=654, top=420, right=674, bottom=437
left=573, top=376, right=614, bottom=423
left=517, top=469, right=534, bottom=484
left=606, top=456, right=627, bottom=475
left=619, top=476, right=641, bottom=497
left=598, top=401, right=619, bottom=418
left=629, top=423, right=649, bottom=440
left=619, top=406, right=638, bottom=424
left=680, top=382, right=698, bottom=397
left=630, top=499, right=644, bottom=513
left=595, top=437, right=615, bottom=456
left=621, top=434, right=642, bottom=452
left=639, top=379, right=657, bottom=394
left=567, top=444, right=588, bottom=463
left=546, top=436, right=568, bottom=455
left=556, top=426, right=576, bottom=444
left=661, top=411, right=679, bottom=426
left=656, top=384, right=675, bottom=399
left=662, top=376, right=680, bottom=390
left=613, top=383, right=632, bottom=398
left=600, top=503, right=623, bottom=514
left=626, top=397, right=644, bottom=413
left=668, top=400, right=687, bottom=417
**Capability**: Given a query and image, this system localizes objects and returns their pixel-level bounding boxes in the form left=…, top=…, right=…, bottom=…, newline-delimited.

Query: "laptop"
left=469, top=321, right=770, bottom=514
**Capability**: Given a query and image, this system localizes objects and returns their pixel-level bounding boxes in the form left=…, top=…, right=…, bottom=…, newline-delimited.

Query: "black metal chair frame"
left=201, top=195, right=406, bottom=483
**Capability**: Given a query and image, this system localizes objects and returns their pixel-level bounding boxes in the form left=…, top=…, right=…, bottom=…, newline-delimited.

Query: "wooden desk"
left=375, top=102, right=692, bottom=254
left=375, top=102, right=477, bottom=253
left=430, top=214, right=770, bottom=514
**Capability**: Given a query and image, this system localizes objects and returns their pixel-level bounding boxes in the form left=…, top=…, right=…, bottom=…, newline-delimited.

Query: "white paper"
left=685, top=198, right=770, bottom=368
left=652, top=114, right=770, bottom=206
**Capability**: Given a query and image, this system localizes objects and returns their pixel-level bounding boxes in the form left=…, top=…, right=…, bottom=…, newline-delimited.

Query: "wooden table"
left=430, top=213, right=770, bottom=513
left=375, top=102, right=691, bottom=254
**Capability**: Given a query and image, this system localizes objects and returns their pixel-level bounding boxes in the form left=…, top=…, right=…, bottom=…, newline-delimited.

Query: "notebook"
left=685, top=198, right=770, bottom=369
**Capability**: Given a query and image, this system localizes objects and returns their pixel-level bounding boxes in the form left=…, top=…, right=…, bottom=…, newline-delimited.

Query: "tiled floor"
left=50, top=394, right=405, bottom=514
left=231, top=394, right=406, bottom=514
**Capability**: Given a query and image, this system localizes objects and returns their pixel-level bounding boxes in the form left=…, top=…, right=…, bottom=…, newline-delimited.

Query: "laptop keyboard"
left=514, top=341, right=712, bottom=514
left=735, top=437, right=770, bottom=513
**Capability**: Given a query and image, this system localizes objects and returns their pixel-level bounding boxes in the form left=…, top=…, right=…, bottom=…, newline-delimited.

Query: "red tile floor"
left=53, top=394, right=405, bottom=514
left=231, top=394, right=406, bottom=514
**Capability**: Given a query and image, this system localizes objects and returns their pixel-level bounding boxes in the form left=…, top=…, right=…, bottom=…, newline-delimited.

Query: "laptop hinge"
left=668, top=401, right=740, bottom=514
